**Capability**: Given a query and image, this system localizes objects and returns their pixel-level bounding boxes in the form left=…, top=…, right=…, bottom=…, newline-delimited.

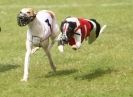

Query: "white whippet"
left=17, top=8, right=59, bottom=81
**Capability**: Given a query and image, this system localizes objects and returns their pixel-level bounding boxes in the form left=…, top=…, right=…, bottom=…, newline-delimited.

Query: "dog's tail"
left=100, top=25, right=107, bottom=34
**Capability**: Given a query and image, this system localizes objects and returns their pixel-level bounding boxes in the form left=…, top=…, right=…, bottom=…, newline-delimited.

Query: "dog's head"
left=17, top=8, right=36, bottom=26
left=60, top=20, right=77, bottom=42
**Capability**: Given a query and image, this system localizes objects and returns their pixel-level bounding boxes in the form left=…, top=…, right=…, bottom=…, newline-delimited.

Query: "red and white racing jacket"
left=67, top=17, right=94, bottom=47
left=58, top=16, right=106, bottom=52
left=61, top=17, right=96, bottom=50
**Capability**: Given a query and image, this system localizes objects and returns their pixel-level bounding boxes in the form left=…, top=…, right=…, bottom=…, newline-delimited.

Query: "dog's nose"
left=18, top=13, right=28, bottom=20
left=19, top=12, right=27, bottom=17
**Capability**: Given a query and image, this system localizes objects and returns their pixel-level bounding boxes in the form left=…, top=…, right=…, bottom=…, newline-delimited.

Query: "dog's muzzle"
left=58, top=34, right=68, bottom=45
left=17, top=13, right=35, bottom=26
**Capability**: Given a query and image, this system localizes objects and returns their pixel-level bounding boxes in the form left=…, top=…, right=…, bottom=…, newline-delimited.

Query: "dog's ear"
left=33, top=9, right=37, bottom=17
left=30, top=8, right=37, bottom=17
left=27, top=8, right=37, bottom=17
left=60, top=21, right=67, bottom=32
left=27, top=8, right=36, bottom=21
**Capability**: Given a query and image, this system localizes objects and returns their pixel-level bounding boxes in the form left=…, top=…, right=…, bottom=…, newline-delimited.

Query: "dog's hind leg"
left=48, top=26, right=59, bottom=50
left=48, top=38, right=55, bottom=50
left=43, top=46, right=56, bottom=72
left=48, top=34, right=57, bottom=50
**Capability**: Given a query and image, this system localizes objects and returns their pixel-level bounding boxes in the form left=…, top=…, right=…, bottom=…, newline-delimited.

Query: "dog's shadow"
left=75, top=68, right=116, bottom=81
left=0, top=64, right=19, bottom=72
left=45, top=69, right=78, bottom=78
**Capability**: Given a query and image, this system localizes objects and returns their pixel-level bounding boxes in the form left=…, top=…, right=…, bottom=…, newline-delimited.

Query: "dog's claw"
left=20, top=79, right=28, bottom=82
left=52, top=65, right=56, bottom=72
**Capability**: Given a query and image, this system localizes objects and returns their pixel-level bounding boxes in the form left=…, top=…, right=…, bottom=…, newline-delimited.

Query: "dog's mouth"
left=17, top=13, right=35, bottom=26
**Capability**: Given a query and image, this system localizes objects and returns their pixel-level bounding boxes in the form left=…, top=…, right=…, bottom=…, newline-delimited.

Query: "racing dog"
left=57, top=16, right=106, bottom=52
left=17, top=8, right=59, bottom=81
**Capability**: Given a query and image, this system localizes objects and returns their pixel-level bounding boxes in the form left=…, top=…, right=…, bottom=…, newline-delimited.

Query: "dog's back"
left=36, top=10, right=59, bottom=36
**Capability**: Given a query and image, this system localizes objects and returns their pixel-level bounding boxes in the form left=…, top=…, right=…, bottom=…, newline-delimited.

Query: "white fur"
left=58, top=45, right=64, bottom=52
left=100, top=25, right=107, bottom=34
left=20, top=9, right=59, bottom=81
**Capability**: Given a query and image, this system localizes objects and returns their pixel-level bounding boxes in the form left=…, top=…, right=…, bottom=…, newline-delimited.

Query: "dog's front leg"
left=21, top=40, right=32, bottom=82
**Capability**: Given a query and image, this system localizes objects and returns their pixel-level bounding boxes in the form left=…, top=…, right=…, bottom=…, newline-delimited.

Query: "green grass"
left=0, top=0, right=133, bottom=97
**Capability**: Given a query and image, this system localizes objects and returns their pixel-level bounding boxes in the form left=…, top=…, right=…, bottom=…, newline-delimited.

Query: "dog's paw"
left=31, top=47, right=39, bottom=54
left=51, top=64, right=56, bottom=73
left=20, top=78, right=28, bottom=82
left=58, top=45, right=64, bottom=53
left=71, top=45, right=77, bottom=50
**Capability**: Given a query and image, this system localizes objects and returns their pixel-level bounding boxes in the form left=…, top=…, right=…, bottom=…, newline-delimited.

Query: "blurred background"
left=0, top=0, right=133, bottom=97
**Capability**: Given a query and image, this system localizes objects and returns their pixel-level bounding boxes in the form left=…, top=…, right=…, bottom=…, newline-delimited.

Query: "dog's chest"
left=29, top=21, right=50, bottom=47
left=29, top=24, right=43, bottom=46
left=28, top=12, right=52, bottom=47
left=30, top=22, right=43, bottom=36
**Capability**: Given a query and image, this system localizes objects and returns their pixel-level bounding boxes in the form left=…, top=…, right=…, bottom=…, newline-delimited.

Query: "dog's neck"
left=27, top=17, right=46, bottom=40
left=28, top=17, right=38, bottom=28
left=28, top=17, right=43, bottom=32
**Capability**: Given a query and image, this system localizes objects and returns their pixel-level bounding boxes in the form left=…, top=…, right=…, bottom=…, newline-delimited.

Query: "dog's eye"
left=27, top=12, right=31, bottom=14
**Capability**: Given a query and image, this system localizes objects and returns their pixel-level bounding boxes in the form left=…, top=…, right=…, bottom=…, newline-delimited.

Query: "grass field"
left=0, top=0, right=133, bottom=97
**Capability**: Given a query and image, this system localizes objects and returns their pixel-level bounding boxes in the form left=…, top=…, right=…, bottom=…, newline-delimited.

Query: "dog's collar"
left=29, top=35, right=50, bottom=47
left=74, top=32, right=80, bottom=35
